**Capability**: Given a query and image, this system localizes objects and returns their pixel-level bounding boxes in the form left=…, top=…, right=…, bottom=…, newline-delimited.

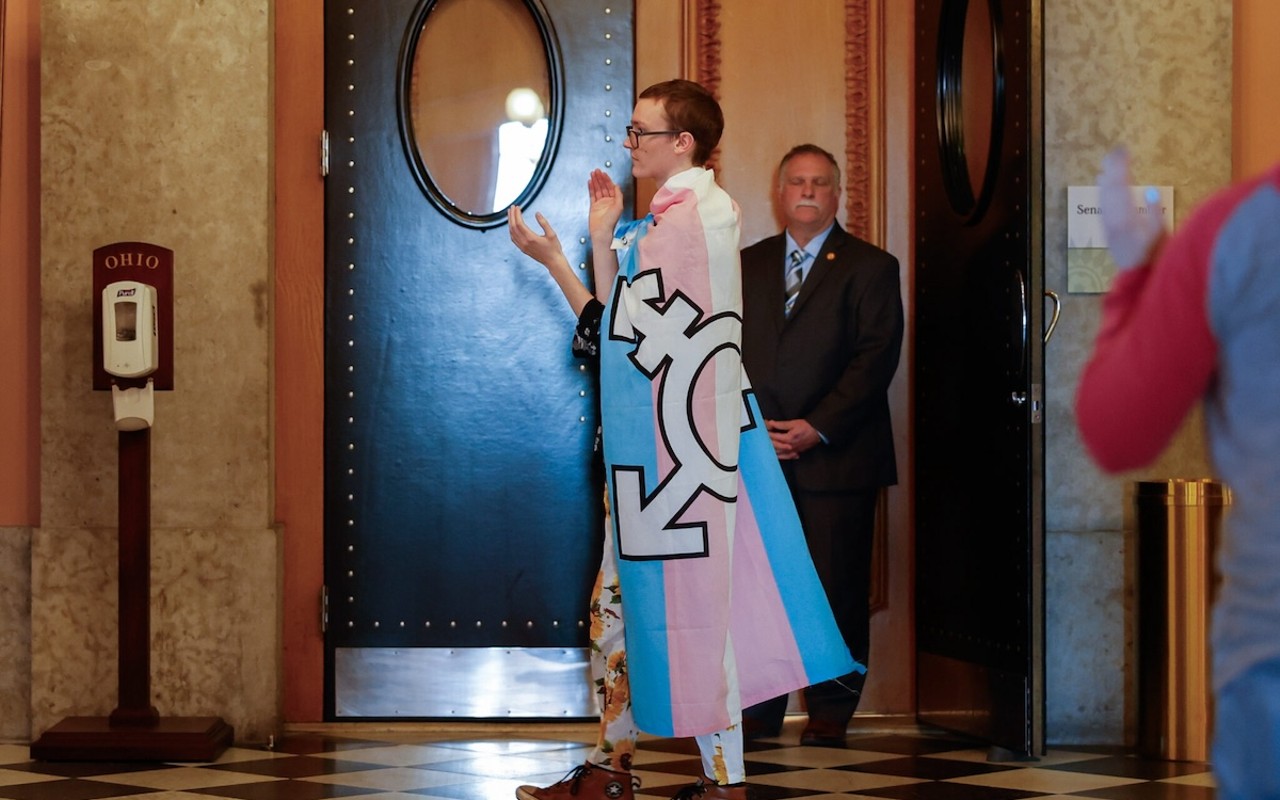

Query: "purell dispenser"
left=102, top=280, right=159, bottom=430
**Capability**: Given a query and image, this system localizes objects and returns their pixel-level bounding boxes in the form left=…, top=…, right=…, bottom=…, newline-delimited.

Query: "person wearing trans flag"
left=508, top=79, right=852, bottom=800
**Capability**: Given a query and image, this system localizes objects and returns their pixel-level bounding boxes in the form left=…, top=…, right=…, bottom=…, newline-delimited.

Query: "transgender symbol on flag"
left=607, top=269, right=751, bottom=562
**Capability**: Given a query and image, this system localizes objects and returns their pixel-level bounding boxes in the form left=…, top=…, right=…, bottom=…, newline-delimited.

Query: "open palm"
left=588, top=169, right=623, bottom=241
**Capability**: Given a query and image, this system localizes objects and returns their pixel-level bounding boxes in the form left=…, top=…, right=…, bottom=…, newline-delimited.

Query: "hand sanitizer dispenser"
left=103, top=280, right=158, bottom=430
left=103, top=281, right=158, bottom=377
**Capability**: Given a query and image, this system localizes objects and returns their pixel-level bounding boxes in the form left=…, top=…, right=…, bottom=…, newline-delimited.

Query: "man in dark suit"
left=739, top=143, right=904, bottom=747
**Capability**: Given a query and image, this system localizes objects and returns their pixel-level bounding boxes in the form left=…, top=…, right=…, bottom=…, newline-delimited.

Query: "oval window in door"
left=401, top=0, right=561, bottom=229
left=935, top=0, right=1003, bottom=223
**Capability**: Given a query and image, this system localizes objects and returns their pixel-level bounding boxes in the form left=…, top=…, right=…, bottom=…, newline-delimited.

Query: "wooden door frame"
left=275, top=0, right=326, bottom=722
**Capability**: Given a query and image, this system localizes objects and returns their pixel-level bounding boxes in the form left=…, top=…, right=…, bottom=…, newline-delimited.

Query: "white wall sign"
left=1067, top=185, right=1174, bottom=249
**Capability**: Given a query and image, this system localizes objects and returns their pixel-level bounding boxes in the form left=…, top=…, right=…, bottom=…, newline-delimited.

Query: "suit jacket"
left=740, top=222, right=904, bottom=492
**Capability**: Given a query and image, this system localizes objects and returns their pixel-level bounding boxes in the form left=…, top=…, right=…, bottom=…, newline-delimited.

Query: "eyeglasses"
left=625, top=125, right=683, bottom=148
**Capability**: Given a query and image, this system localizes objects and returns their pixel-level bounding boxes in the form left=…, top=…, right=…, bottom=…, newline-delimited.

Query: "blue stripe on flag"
left=738, top=390, right=864, bottom=680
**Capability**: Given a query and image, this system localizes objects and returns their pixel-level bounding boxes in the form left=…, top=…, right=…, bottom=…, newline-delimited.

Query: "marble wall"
left=1043, top=0, right=1232, bottom=742
left=0, top=529, right=32, bottom=741
left=31, top=0, right=278, bottom=741
left=29, top=528, right=279, bottom=737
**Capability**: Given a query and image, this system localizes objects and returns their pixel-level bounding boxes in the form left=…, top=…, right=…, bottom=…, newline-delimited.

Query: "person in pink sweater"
left=1076, top=148, right=1280, bottom=800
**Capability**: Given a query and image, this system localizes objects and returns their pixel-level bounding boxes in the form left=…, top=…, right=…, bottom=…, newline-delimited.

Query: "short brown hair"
left=639, top=80, right=724, bottom=166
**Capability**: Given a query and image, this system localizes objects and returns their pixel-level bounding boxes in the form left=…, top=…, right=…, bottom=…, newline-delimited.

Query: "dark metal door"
left=913, top=0, right=1045, bottom=755
left=322, top=0, right=634, bottom=719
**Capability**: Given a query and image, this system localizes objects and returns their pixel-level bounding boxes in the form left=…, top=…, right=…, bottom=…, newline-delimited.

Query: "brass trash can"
left=1129, top=478, right=1230, bottom=762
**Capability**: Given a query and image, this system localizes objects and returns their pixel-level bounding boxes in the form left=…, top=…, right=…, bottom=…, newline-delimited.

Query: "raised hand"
left=1098, top=147, right=1166, bottom=271
left=587, top=169, right=624, bottom=243
left=508, top=204, right=567, bottom=270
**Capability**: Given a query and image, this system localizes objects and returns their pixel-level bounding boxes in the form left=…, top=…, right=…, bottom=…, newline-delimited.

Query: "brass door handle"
left=1044, top=290, right=1061, bottom=344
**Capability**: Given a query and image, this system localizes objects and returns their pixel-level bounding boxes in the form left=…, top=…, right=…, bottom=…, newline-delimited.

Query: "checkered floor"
left=0, top=720, right=1216, bottom=800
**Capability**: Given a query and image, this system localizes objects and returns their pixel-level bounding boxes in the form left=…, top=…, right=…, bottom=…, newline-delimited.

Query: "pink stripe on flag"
left=729, top=483, right=808, bottom=709
left=663, top=491, right=735, bottom=734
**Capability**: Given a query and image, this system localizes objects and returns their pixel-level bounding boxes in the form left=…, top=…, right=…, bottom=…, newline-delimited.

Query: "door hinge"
left=320, top=129, right=330, bottom=177
left=321, top=584, right=329, bottom=634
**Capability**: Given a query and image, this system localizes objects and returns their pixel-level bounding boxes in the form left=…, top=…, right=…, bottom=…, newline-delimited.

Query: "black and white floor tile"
left=0, top=720, right=1215, bottom=800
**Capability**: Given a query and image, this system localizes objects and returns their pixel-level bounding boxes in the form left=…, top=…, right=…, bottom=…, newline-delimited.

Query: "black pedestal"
left=30, top=716, right=234, bottom=762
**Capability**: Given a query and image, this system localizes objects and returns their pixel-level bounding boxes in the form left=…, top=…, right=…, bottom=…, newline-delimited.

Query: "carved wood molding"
left=846, top=0, right=890, bottom=614
left=694, top=0, right=721, bottom=94
left=844, top=0, right=885, bottom=246
left=693, top=0, right=721, bottom=172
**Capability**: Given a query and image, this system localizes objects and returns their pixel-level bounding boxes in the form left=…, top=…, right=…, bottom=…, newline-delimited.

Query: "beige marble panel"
left=40, top=0, right=271, bottom=532
left=29, top=528, right=119, bottom=727
left=0, top=528, right=33, bottom=742
left=1045, top=528, right=1133, bottom=744
left=1043, top=0, right=1231, bottom=744
left=30, top=526, right=280, bottom=744
left=1045, top=0, right=1230, bottom=534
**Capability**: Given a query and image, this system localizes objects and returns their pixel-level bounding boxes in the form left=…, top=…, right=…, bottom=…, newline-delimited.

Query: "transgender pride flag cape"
left=600, top=166, right=857, bottom=737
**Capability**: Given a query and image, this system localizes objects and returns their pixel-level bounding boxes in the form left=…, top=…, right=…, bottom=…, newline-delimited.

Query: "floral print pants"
left=586, top=517, right=745, bottom=785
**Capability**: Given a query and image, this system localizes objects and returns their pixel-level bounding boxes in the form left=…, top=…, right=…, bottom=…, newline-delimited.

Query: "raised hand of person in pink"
left=1097, top=147, right=1167, bottom=271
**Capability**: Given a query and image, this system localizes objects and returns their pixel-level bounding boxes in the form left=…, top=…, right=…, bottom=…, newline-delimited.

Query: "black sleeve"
left=571, top=298, right=606, bottom=476
left=571, top=298, right=605, bottom=365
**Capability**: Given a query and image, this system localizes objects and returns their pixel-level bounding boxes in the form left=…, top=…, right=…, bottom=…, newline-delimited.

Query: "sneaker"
left=515, top=762, right=637, bottom=800
left=669, top=777, right=748, bottom=800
